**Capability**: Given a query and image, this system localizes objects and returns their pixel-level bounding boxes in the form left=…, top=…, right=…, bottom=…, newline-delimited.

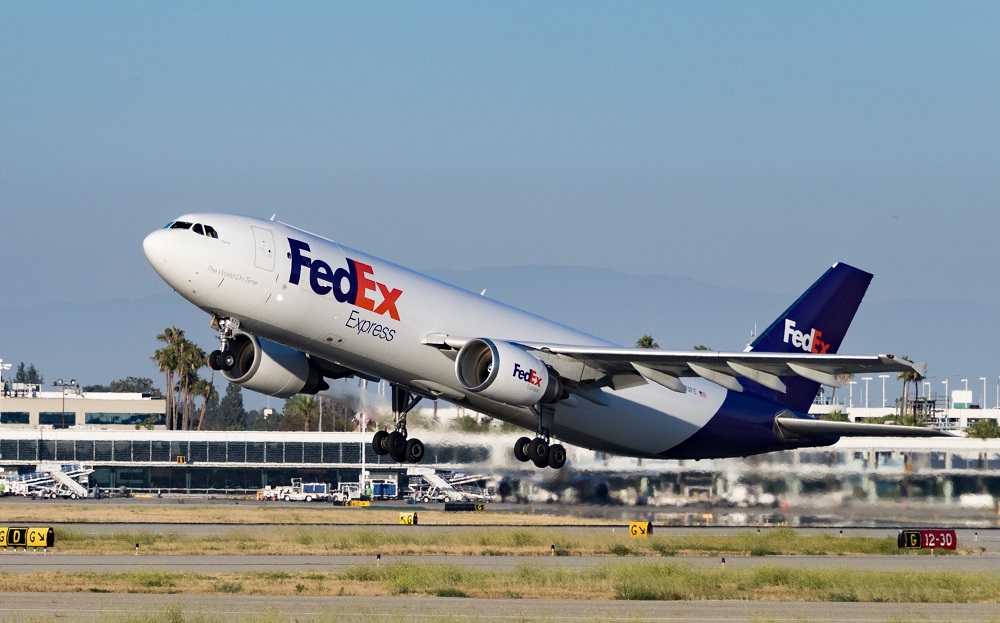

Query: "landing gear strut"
left=513, top=403, right=567, bottom=469
left=208, top=316, right=239, bottom=372
left=372, top=386, right=424, bottom=463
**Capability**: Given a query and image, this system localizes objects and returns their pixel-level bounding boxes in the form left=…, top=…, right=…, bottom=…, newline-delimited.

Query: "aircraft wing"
left=528, top=345, right=924, bottom=394
left=423, top=334, right=924, bottom=395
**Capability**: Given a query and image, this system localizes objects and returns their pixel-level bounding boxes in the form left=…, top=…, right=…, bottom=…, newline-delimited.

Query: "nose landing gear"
left=208, top=316, right=239, bottom=372
left=372, top=386, right=424, bottom=463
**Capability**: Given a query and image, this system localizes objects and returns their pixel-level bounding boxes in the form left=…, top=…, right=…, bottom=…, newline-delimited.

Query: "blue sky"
left=2, top=3, right=999, bottom=404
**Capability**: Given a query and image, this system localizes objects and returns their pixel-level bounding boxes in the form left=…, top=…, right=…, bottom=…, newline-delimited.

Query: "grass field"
left=3, top=501, right=994, bottom=623
left=0, top=501, right=602, bottom=526
left=41, top=524, right=944, bottom=557
left=1, top=561, right=998, bottom=602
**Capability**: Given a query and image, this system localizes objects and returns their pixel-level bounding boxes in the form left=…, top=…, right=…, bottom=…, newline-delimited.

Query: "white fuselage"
left=144, top=214, right=732, bottom=458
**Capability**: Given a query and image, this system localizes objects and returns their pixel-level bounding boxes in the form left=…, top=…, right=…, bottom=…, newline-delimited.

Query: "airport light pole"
left=54, top=378, right=77, bottom=429
left=942, top=379, right=949, bottom=410
left=862, top=377, right=872, bottom=409
left=0, top=358, right=11, bottom=423
left=981, top=377, right=987, bottom=409
left=961, top=378, right=968, bottom=391
left=879, top=374, right=889, bottom=408
left=923, top=381, right=931, bottom=400
left=849, top=380, right=856, bottom=408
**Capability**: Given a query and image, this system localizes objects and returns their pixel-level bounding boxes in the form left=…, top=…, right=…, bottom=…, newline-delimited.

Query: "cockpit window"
left=165, top=220, right=219, bottom=239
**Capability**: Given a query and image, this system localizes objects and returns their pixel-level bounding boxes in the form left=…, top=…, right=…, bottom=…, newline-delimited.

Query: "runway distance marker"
left=629, top=522, right=652, bottom=538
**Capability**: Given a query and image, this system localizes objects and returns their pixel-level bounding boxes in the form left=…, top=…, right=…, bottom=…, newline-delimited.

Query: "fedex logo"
left=513, top=363, right=543, bottom=387
left=288, top=238, right=402, bottom=321
left=783, top=319, right=830, bottom=354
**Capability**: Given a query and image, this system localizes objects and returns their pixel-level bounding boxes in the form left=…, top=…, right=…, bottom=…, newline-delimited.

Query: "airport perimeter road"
left=3, top=553, right=1000, bottom=573
left=2, top=593, right=999, bottom=623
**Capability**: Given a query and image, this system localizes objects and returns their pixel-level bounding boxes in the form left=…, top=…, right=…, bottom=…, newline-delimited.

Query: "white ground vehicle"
left=408, top=469, right=492, bottom=503
left=2, top=463, right=92, bottom=499
left=260, top=479, right=331, bottom=502
left=330, top=483, right=363, bottom=503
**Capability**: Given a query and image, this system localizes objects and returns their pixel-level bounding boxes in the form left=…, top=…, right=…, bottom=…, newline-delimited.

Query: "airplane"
left=143, top=214, right=948, bottom=469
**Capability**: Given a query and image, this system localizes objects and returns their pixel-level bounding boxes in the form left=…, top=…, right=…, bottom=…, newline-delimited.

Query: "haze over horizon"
left=2, top=3, right=998, bottom=409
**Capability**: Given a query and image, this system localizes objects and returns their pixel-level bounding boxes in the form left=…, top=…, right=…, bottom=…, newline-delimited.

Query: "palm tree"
left=897, top=356, right=923, bottom=424
left=283, top=395, right=319, bottom=431
left=636, top=335, right=660, bottom=349
left=174, top=337, right=206, bottom=430
left=152, top=327, right=183, bottom=430
left=193, top=370, right=218, bottom=431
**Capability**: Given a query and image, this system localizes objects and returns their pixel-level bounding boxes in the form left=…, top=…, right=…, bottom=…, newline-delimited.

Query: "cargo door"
left=251, top=226, right=275, bottom=271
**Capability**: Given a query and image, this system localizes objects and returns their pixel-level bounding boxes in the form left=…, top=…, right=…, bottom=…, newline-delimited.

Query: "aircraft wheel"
left=372, top=430, right=389, bottom=455
left=528, top=438, right=549, bottom=468
left=209, top=350, right=223, bottom=371
left=547, top=444, right=567, bottom=469
left=387, top=431, right=407, bottom=461
left=405, top=438, right=425, bottom=463
left=220, top=350, right=236, bottom=371
left=513, top=436, right=531, bottom=462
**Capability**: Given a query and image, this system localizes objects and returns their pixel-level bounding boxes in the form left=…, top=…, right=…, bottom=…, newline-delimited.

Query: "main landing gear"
left=372, top=386, right=425, bottom=463
left=513, top=404, right=567, bottom=469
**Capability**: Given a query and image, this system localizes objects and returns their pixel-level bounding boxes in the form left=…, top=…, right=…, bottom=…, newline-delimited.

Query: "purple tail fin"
left=748, top=263, right=873, bottom=412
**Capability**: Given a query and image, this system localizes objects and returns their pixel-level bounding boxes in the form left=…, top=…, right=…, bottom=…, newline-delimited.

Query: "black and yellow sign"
left=27, top=527, right=55, bottom=548
left=443, top=502, right=485, bottom=512
left=399, top=512, right=418, bottom=525
left=1, top=527, right=55, bottom=548
left=629, top=521, right=653, bottom=538
left=349, top=500, right=371, bottom=507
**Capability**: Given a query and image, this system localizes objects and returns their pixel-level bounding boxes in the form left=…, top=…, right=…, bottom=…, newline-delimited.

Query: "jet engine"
left=455, top=338, right=562, bottom=406
left=222, top=331, right=328, bottom=398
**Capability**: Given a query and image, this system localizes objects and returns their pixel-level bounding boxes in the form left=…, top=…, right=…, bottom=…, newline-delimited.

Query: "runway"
left=3, top=519, right=998, bottom=621
left=2, top=552, right=1000, bottom=573
left=3, top=592, right=999, bottom=622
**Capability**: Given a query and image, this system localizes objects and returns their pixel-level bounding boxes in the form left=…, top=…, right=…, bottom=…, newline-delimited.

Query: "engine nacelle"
left=222, top=331, right=327, bottom=398
left=455, top=338, right=562, bottom=406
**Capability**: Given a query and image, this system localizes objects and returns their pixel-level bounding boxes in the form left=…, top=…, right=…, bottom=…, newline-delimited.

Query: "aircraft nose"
left=143, top=229, right=171, bottom=274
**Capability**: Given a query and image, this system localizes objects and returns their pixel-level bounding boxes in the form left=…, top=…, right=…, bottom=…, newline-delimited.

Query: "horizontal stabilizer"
left=774, top=415, right=952, bottom=441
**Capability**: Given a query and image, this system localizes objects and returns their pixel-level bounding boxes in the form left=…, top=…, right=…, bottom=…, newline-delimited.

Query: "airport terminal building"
left=0, top=428, right=489, bottom=494
left=0, top=383, right=166, bottom=429
left=1, top=384, right=999, bottom=510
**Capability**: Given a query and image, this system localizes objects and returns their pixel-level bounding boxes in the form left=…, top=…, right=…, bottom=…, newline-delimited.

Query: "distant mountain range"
left=2, top=265, right=993, bottom=408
